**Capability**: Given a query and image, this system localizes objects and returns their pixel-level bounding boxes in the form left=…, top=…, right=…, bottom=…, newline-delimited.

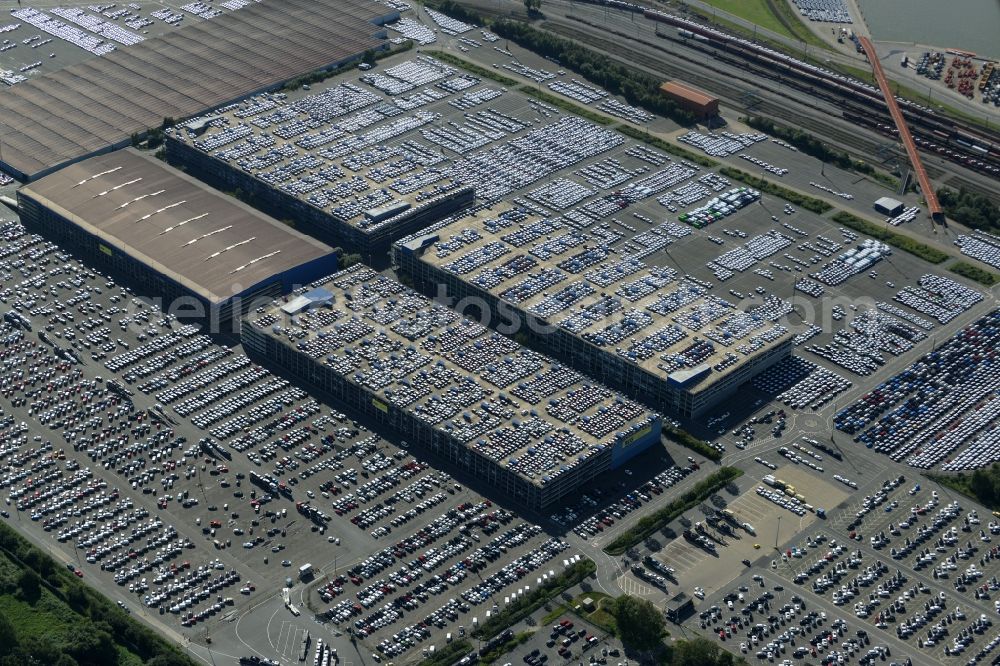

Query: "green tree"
left=361, top=49, right=377, bottom=66
left=146, top=654, right=195, bottom=666
left=0, top=612, right=17, bottom=656
left=672, top=637, right=729, bottom=666
left=340, top=253, right=362, bottom=269
left=52, top=654, right=79, bottom=666
left=524, top=0, right=542, bottom=15
left=16, top=568, right=41, bottom=602
left=611, top=595, right=665, bottom=651
left=63, top=625, right=117, bottom=666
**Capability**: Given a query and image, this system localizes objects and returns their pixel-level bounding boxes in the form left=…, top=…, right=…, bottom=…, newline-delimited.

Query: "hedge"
left=717, top=167, right=832, bottom=214
left=831, top=211, right=949, bottom=264
left=604, top=467, right=743, bottom=555
left=520, top=86, right=616, bottom=125
left=424, top=50, right=519, bottom=86
left=471, top=559, right=596, bottom=639
left=615, top=124, right=717, bottom=167
left=423, top=639, right=474, bottom=666
left=743, top=116, right=898, bottom=189
left=950, top=261, right=1000, bottom=286
left=664, top=425, right=721, bottom=462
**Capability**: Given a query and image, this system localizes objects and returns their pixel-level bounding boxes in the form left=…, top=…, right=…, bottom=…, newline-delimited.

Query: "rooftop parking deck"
left=0, top=0, right=391, bottom=181
left=245, top=264, right=661, bottom=491
left=397, top=202, right=793, bottom=402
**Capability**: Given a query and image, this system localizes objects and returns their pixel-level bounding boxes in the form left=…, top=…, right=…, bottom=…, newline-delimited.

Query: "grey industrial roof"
left=19, top=149, right=334, bottom=304
left=0, top=0, right=391, bottom=181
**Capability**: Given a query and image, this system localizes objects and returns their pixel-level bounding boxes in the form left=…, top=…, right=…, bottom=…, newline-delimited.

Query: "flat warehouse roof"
left=0, top=0, right=390, bottom=180
left=19, top=149, right=334, bottom=304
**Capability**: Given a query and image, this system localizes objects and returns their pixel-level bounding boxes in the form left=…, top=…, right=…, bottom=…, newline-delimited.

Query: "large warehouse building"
left=393, top=204, right=793, bottom=418
left=241, top=264, right=662, bottom=510
left=18, top=149, right=339, bottom=323
left=163, top=54, right=478, bottom=257
left=0, top=0, right=395, bottom=181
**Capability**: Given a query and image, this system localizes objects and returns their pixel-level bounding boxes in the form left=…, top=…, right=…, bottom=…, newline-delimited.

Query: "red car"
left=74, top=569, right=83, bottom=578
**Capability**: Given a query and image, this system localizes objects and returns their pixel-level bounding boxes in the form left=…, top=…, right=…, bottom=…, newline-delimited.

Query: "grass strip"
left=472, top=559, right=596, bottom=639
left=520, top=86, right=616, bottom=125
left=615, top=124, right=717, bottom=167
left=831, top=211, right=949, bottom=264
left=665, top=425, right=721, bottom=462
left=541, top=591, right=618, bottom=635
left=425, top=50, right=519, bottom=86
left=480, top=631, right=533, bottom=665
left=423, top=639, right=474, bottom=666
left=0, top=521, right=196, bottom=665
left=717, top=166, right=832, bottom=213
left=949, top=261, right=1000, bottom=286
left=604, top=467, right=744, bottom=555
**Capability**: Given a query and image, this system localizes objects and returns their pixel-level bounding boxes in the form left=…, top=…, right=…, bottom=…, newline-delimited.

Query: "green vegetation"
left=423, top=639, right=473, bottom=666
left=541, top=591, right=617, bottom=635
left=611, top=595, right=665, bottom=652
left=615, top=124, right=717, bottom=167
left=664, top=636, right=747, bottom=666
left=519, top=86, right=615, bottom=125
left=831, top=211, right=950, bottom=264
left=950, top=261, right=1000, bottom=287
left=471, top=559, right=596, bottom=639
left=742, top=116, right=898, bottom=189
left=480, top=631, right=532, bottom=665
left=0, top=521, right=195, bottom=666
left=717, top=166, right=832, bottom=213
left=938, top=187, right=1000, bottom=233
left=697, top=0, right=827, bottom=50
left=424, top=0, right=483, bottom=26
left=489, top=20, right=697, bottom=125
left=928, top=466, right=1000, bottom=510
left=339, top=252, right=363, bottom=269
left=664, top=425, right=721, bottom=462
left=604, top=467, right=744, bottom=555
left=424, top=50, right=518, bottom=86
left=524, top=0, right=543, bottom=15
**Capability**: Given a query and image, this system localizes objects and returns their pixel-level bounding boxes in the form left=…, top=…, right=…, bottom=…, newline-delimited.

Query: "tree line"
left=938, top=187, right=1000, bottom=232
left=0, top=522, right=195, bottom=666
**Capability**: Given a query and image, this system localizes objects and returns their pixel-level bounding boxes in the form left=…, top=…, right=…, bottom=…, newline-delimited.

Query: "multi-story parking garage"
left=17, top=149, right=339, bottom=324
left=241, top=264, right=661, bottom=509
left=393, top=204, right=793, bottom=417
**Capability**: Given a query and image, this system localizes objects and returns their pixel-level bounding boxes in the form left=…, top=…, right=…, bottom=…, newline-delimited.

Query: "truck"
left=299, top=563, right=313, bottom=580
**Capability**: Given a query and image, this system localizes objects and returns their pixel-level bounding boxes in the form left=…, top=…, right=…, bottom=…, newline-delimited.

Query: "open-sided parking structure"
left=392, top=204, right=793, bottom=417
left=0, top=0, right=396, bottom=182
left=162, top=54, right=484, bottom=257
left=240, top=264, right=662, bottom=509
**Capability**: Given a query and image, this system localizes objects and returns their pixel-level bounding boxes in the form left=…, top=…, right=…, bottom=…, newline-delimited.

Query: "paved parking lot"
left=692, top=472, right=1000, bottom=665
left=0, top=219, right=603, bottom=665
left=0, top=7, right=999, bottom=666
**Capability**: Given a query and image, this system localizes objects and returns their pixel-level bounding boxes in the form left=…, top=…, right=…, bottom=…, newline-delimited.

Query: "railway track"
left=548, top=16, right=997, bottom=193
left=547, top=21, right=905, bottom=173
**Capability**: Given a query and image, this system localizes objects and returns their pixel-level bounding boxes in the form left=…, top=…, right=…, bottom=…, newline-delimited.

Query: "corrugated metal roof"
left=659, top=81, right=718, bottom=108
left=19, top=149, right=334, bottom=304
left=0, top=0, right=391, bottom=180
